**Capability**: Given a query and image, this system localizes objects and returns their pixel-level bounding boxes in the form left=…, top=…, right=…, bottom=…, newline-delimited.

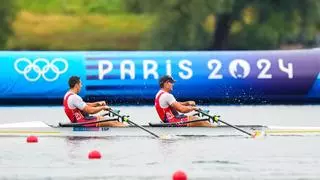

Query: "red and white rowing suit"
left=63, top=91, right=97, bottom=127
left=154, top=90, right=188, bottom=126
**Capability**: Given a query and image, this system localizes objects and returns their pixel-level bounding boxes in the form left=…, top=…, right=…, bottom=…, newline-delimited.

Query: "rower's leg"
left=97, top=121, right=127, bottom=127
left=110, top=121, right=127, bottom=127
left=187, top=116, right=214, bottom=127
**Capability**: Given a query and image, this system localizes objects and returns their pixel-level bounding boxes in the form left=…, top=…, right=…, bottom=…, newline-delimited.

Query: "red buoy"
left=26, top=135, right=38, bottom=143
left=88, top=150, right=101, bottom=159
left=173, top=170, right=187, bottom=180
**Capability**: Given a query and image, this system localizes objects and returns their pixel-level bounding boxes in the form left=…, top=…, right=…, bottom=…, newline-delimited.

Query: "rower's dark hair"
left=159, top=75, right=175, bottom=88
left=68, top=76, right=80, bottom=88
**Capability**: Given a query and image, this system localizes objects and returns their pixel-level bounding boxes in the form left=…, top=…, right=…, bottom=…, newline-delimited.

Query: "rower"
left=154, top=75, right=212, bottom=127
left=63, top=76, right=126, bottom=127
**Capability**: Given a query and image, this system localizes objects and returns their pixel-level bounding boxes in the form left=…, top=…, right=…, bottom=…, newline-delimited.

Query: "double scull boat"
left=0, top=121, right=319, bottom=137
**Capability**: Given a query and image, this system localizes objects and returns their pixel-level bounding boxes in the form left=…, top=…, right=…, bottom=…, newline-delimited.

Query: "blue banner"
left=0, top=51, right=85, bottom=98
left=0, top=50, right=319, bottom=104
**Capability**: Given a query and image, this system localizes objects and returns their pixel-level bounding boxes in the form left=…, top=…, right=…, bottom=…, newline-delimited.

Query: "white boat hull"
left=0, top=121, right=319, bottom=137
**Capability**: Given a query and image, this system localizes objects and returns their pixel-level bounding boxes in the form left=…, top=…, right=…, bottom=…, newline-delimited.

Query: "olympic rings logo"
left=14, top=58, right=68, bottom=82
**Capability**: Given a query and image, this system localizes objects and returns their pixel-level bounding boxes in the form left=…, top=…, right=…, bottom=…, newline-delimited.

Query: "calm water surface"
left=0, top=105, right=319, bottom=180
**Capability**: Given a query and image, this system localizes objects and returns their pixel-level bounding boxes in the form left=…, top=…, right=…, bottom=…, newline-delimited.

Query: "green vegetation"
left=17, top=0, right=126, bottom=15
left=6, top=0, right=153, bottom=50
left=8, top=11, right=152, bottom=50
left=133, top=0, right=320, bottom=50
left=0, top=0, right=17, bottom=49
left=2, top=0, right=320, bottom=50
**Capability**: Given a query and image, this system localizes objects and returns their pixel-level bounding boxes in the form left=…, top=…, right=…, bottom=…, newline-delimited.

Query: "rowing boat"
left=0, top=121, right=320, bottom=137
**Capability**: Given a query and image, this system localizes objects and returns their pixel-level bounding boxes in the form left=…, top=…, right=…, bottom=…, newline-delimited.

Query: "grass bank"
left=8, top=11, right=153, bottom=50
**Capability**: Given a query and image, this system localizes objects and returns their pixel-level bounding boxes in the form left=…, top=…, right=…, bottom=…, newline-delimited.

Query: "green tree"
left=0, top=0, right=17, bottom=49
left=229, top=0, right=320, bottom=50
left=126, top=0, right=320, bottom=50
left=128, top=0, right=224, bottom=50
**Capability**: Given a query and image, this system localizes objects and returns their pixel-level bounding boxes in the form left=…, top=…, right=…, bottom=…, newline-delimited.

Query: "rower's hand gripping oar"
left=196, top=109, right=258, bottom=138
left=108, top=109, right=160, bottom=138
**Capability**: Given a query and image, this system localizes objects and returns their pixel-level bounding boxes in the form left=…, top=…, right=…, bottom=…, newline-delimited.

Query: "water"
left=0, top=105, right=319, bottom=179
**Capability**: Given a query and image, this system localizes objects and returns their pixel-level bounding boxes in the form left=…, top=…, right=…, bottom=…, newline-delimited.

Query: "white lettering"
left=98, top=60, right=113, bottom=80
left=208, top=59, right=223, bottom=79
left=120, top=60, right=135, bottom=79
left=257, top=59, right=272, bottom=79
left=178, top=60, right=192, bottom=79
left=166, top=60, right=172, bottom=76
left=278, top=58, right=293, bottom=79
left=143, top=60, right=158, bottom=79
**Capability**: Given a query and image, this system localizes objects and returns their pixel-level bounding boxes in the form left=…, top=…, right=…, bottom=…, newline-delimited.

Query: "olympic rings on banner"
left=14, top=58, right=68, bottom=82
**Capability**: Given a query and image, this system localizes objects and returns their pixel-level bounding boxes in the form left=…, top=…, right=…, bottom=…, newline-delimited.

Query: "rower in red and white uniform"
left=154, top=75, right=212, bottom=127
left=63, top=76, right=126, bottom=127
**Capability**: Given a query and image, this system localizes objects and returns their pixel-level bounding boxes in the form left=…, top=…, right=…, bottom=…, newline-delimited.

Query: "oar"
left=59, top=117, right=120, bottom=127
left=197, top=109, right=257, bottom=137
left=108, top=109, right=160, bottom=138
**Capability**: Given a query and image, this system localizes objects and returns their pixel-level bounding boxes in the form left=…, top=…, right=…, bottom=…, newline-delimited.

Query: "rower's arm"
left=171, top=102, right=197, bottom=113
left=86, top=102, right=98, bottom=107
left=86, top=101, right=107, bottom=107
left=179, top=101, right=196, bottom=106
left=83, top=105, right=110, bottom=114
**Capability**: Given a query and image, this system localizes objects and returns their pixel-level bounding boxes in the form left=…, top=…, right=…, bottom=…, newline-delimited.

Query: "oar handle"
left=108, top=109, right=130, bottom=123
left=196, top=109, right=219, bottom=123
